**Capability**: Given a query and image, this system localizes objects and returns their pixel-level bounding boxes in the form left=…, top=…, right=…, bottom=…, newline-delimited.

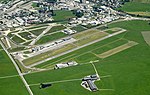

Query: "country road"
left=0, top=41, right=33, bottom=95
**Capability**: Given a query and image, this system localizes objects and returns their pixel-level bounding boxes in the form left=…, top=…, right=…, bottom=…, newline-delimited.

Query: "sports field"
left=23, top=20, right=150, bottom=95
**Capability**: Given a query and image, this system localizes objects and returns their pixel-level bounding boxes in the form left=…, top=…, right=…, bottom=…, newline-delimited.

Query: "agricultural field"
left=22, top=20, right=150, bottom=95
left=0, top=44, right=29, bottom=95
left=117, top=2, right=150, bottom=16
left=132, top=0, right=150, bottom=3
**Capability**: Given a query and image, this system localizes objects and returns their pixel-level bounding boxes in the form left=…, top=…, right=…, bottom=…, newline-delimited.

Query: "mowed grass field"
left=0, top=45, right=29, bottom=95
left=132, top=0, right=150, bottom=3
left=36, top=32, right=67, bottom=45
left=117, top=2, right=150, bottom=16
left=24, top=20, right=150, bottom=95
left=118, top=2, right=150, bottom=12
left=53, top=10, right=76, bottom=21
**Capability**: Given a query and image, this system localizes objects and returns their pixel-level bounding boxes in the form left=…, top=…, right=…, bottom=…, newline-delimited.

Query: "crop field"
left=0, top=44, right=29, bottom=95
left=142, top=31, right=150, bottom=46
left=22, top=20, right=150, bottom=95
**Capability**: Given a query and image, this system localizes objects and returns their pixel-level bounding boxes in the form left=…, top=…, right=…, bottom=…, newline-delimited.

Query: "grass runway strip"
left=98, top=41, right=138, bottom=58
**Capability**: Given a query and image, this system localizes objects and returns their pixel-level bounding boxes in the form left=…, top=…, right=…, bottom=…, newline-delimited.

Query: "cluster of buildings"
left=0, top=0, right=54, bottom=30
left=62, top=29, right=77, bottom=35
left=0, top=0, right=127, bottom=31
left=69, top=4, right=122, bottom=26
left=31, top=37, right=75, bottom=52
left=54, top=61, right=78, bottom=69
left=81, top=74, right=100, bottom=92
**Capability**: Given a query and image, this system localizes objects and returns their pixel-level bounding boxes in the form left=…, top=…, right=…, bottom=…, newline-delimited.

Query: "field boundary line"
left=29, top=78, right=82, bottom=87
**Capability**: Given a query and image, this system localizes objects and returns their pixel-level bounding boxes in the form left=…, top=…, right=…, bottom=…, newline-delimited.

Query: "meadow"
left=117, top=2, right=150, bottom=16
left=0, top=45, right=29, bottom=95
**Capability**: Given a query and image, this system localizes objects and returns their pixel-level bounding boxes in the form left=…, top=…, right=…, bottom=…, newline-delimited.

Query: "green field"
left=25, top=64, right=109, bottom=95
left=23, top=20, right=150, bottom=95
left=11, top=35, right=25, bottom=43
left=117, top=2, right=150, bottom=16
left=104, top=28, right=123, bottom=34
left=71, top=25, right=87, bottom=32
left=142, top=31, right=150, bottom=46
left=29, top=28, right=46, bottom=36
left=18, top=32, right=33, bottom=40
left=53, top=10, right=76, bottom=21
left=46, top=25, right=66, bottom=34
left=132, top=0, right=150, bottom=3
left=36, top=32, right=67, bottom=45
left=92, top=39, right=128, bottom=55
left=118, top=2, right=150, bottom=12
left=0, top=45, right=29, bottom=95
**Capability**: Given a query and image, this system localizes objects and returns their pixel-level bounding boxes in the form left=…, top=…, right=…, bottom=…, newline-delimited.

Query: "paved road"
left=29, top=26, right=52, bottom=45
left=28, top=29, right=126, bottom=68
left=0, top=41, right=33, bottom=95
